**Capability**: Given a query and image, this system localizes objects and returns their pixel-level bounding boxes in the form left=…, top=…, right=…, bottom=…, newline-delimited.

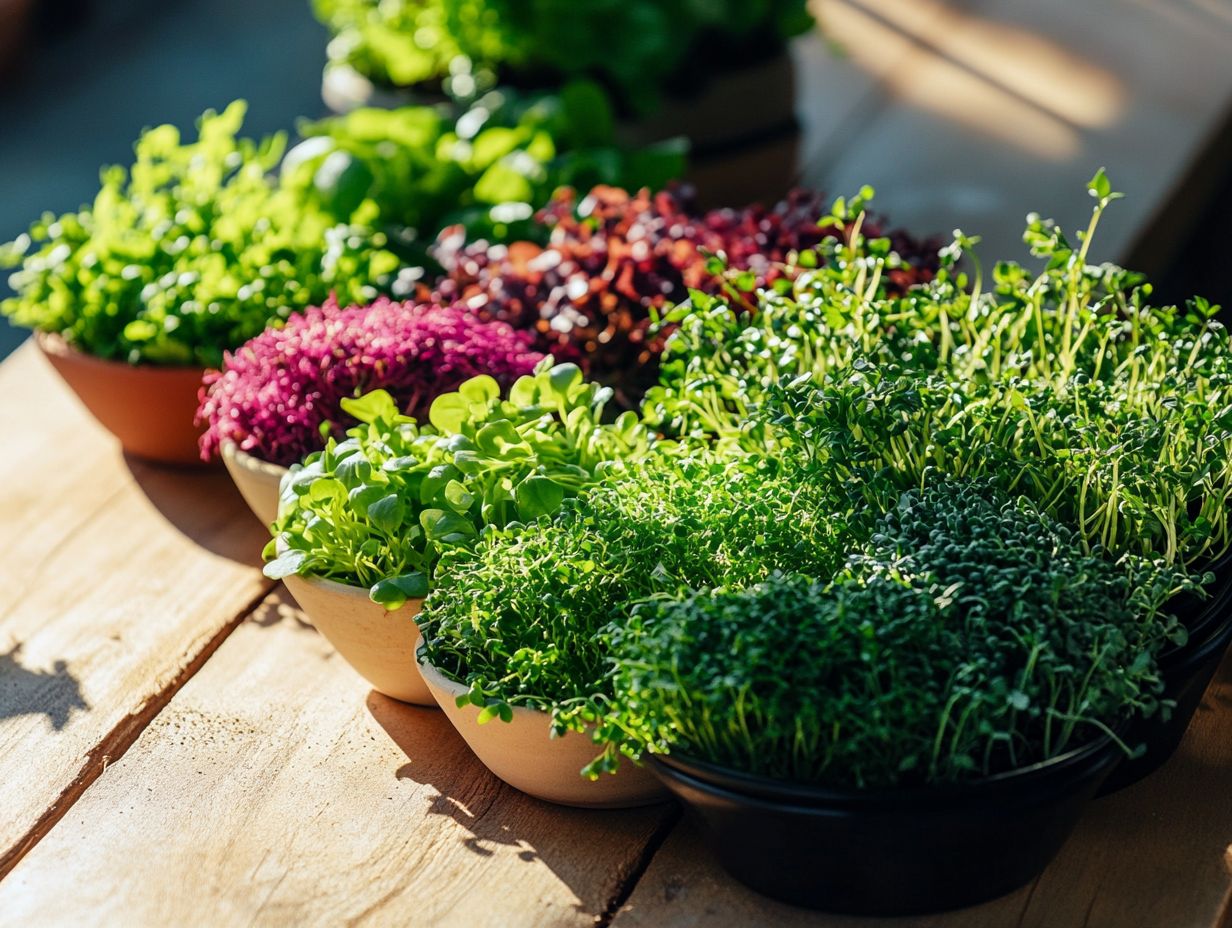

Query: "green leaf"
left=515, top=475, right=566, bottom=521
left=368, top=494, right=406, bottom=533
left=444, top=479, right=475, bottom=512
left=475, top=419, right=521, bottom=453
left=370, top=572, right=429, bottom=611
left=341, top=390, right=399, bottom=425
left=1087, top=167, right=1111, bottom=200
left=429, top=393, right=470, bottom=434
left=458, top=374, right=501, bottom=405
left=263, top=549, right=306, bottom=580
left=509, top=375, right=539, bottom=408
left=476, top=702, right=513, bottom=724
left=547, top=363, right=583, bottom=402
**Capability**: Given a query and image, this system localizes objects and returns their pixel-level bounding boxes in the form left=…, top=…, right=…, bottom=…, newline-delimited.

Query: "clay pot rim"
left=36, top=331, right=206, bottom=374
left=279, top=560, right=426, bottom=614
left=221, top=441, right=291, bottom=480
left=275, top=537, right=369, bottom=600
left=417, top=653, right=556, bottom=724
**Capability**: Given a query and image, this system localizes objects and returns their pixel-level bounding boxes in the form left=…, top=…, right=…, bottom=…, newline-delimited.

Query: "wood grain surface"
left=0, top=344, right=273, bottom=876
left=800, top=0, right=1232, bottom=268
left=0, top=590, right=676, bottom=927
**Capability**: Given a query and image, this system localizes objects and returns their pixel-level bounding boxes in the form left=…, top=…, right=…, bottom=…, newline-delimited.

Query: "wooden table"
left=1, top=339, right=1232, bottom=927
left=795, top=0, right=1232, bottom=276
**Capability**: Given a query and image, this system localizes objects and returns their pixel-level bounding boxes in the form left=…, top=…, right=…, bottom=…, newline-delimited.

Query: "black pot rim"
left=652, top=733, right=1121, bottom=809
left=1162, top=606, right=1232, bottom=675
left=1197, top=547, right=1232, bottom=577
left=1162, top=577, right=1232, bottom=666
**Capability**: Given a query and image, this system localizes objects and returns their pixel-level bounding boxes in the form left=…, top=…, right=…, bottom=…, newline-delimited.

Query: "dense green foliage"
left=286, top=88, right=685, bottom=268
left=416, top=447, right=858, bottom=731
left=606, top=481, right=1195, bottom=786
left=264, top=361, right=647, bottom=608
left=647, top=178, right=1232, bottom=569
left=1, top=102, right=399, bottom=366
left=313, top=0, right=813, bottom=113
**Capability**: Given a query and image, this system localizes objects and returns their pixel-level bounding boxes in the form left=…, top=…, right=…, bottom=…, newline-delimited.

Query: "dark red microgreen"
left=428, top=185, right=938, bottom=406
left=197, top=296, right=544, bottom=466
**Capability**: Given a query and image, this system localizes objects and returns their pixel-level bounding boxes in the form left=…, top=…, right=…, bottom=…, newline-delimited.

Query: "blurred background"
left=1, top=0, right=1230, bottom=361
left=0, top=0, right=328, bottom=358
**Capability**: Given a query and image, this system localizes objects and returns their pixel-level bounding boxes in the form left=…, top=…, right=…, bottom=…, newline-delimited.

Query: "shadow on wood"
left=122, top=452, right=269, bottom=564
left=0, top=641, right=88, bottom=730
left=366, top=689, right=671, bottom=920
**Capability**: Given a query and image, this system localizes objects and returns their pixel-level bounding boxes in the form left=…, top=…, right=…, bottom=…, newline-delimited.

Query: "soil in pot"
left=37, top=333, right=207, bottom=466
left=649, top=738, right=1123, bottom=915
left=221, top=443, right=288, bottom=526
left=417, top=657, right=668, bottom=809
left=283, top=573, right=433, bottom=706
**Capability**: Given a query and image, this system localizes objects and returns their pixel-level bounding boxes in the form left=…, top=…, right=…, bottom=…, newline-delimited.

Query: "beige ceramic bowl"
left=220, top=442, right=288, bottom=526
left=418, top=657, right=668, bottom=809
left=283, top=573, right=433, bottom=706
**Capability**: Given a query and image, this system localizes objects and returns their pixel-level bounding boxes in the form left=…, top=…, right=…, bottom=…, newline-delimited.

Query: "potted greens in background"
left=415, top=446, right=855, bottom=807
left=264, top=361, right=647, bottom=707
left=197, top=295, right=542, bottom=524
left=607, top=481, right=1192, bottom=914
left=428, top=184, right=936, bottom=407
left=0, top=101, right=398, bottom=464
left=310, top=0, right=815, bottom=204
left=282, top=88, right=686, bottom=271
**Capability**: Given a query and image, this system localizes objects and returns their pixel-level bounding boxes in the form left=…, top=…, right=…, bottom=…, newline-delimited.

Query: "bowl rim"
left=35, top=330, right=206, bottom=374
left=650, top=732, right=1123, bottom=809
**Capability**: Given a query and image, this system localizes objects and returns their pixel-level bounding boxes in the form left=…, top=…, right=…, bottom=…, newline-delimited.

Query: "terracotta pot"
left=221, top=442, right=288, bottom=526
left=418, top=657, right=668, bottom=808
left=37, top=333, right=207, bottom=465
left=282, top=573, right=434, bottom=706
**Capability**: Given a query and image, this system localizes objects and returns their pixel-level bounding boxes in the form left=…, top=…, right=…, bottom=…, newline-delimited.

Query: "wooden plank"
left=0, top=343, right=273, bottom=876
left=0, top=588, right=678, bottom=927
left=612, top=647, right=1232, bottom=928
left=803, top=0, right=1232, bottom=265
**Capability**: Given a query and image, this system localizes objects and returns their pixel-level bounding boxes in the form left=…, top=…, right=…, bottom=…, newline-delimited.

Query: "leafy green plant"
left=1, top=102, right=399, bottom=366
left=264, top=360, right=647, bottom=608
left=283, top=87, right=686, bottom=269
left=648, top=177, right=1232, bottom=569
left=769, top=359, right=1232, bottom=570
left=643, top=187, right=940, bottom=443
left=605, top=480, right=1196, bottom=787
left=416, top=446, right=860, bottom=741
left=313, top=0, right=814, bottom=114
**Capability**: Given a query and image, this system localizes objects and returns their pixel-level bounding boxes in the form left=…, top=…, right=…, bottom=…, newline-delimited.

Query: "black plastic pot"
left=1095, top=553, right=1232, bottom=793
left=1099, top=605, right=1232, bottom=794
left=649, top=739, right=1123, bottom=916
left=1166, top=549, right=1232, bottom=648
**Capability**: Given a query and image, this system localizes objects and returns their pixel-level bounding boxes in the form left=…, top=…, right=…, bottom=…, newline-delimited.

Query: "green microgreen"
left=0, top=102, right=398, bottom=367
left=604, top=480, right=1197, bottom=787
left=263, top=360, right=647, bottom=608
left=415, top=446, right=860, bottom=748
